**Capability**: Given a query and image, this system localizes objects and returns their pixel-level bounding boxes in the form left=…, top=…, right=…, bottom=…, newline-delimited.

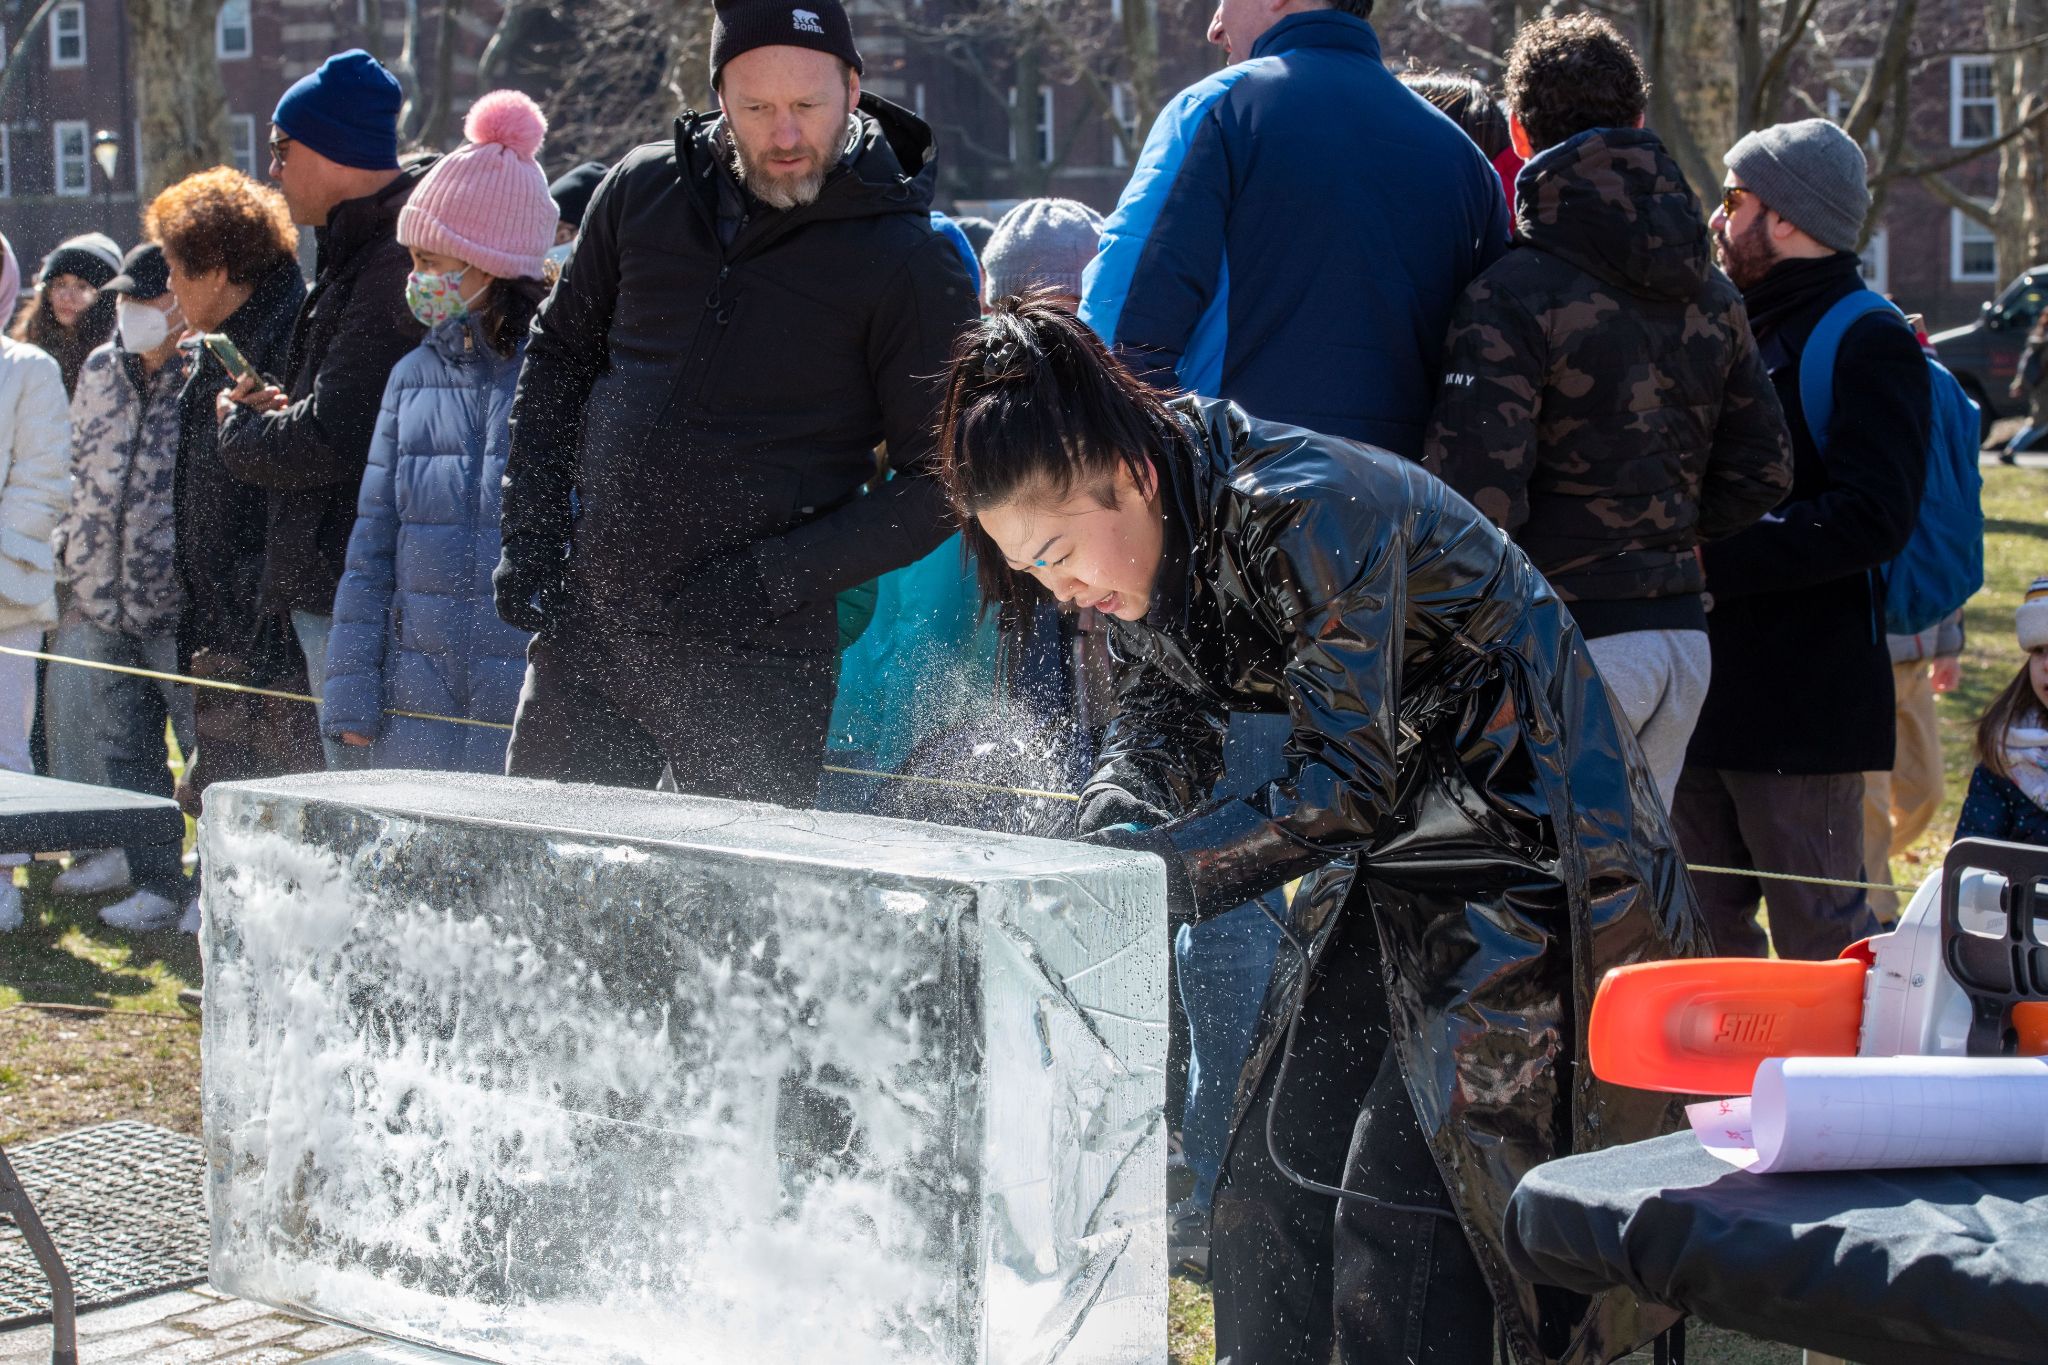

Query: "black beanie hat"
left=548, top=161, right=608, bottom=231
left=710, top=0, right=862, bottom=89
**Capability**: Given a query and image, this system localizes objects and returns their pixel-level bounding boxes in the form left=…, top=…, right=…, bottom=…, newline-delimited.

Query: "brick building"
left=0, top=0, right=2027, bottom=330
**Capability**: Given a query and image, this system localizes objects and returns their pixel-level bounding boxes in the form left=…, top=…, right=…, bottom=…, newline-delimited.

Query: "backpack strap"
left=1798, top=288, right=1906, bottom=453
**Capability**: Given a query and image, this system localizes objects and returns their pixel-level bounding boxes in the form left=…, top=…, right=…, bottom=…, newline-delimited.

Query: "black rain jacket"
left=501, top=95, right=977, bottom=654
left=1083, top=398, right=1708, bottom=1365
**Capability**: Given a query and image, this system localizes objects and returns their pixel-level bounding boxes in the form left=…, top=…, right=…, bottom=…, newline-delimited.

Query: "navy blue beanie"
left=273, top=49, right=402, bottom=171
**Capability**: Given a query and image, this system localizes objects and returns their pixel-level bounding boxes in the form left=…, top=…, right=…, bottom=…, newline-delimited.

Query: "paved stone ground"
left=0, top=1283, right=379, bottom=1363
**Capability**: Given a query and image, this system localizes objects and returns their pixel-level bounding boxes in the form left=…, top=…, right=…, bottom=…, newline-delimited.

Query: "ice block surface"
left=200, top=772, right=1166, bottom=1365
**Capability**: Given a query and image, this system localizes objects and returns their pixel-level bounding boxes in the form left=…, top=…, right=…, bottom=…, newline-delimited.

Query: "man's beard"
left=730, top=117, right=844, bottom=210
left=1714, top=212, right=1778, bottom=291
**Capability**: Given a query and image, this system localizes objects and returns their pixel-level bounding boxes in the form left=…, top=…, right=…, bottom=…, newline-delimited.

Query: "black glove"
left=1075, top=786, right=1171, bottom=837
left=1079, top=821, right=1199, bottom=925
left=493, top=548, right=563, bottom=634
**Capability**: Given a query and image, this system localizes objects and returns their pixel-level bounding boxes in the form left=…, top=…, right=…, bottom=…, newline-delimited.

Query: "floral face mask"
left=405, top=267, right=478, bottom=329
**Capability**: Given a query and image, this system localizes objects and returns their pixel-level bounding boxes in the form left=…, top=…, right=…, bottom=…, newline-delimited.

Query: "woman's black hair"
left=936, top=291, right=1185, bottom=625
left=478, top=276, right=548, bottom=358
left=9, top=282, right=117, bottom=398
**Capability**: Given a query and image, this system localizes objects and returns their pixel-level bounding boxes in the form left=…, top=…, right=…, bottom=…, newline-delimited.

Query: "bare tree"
left=534, top=0, right=714, bottom=166
left=127, top=0, right=232, bottom=198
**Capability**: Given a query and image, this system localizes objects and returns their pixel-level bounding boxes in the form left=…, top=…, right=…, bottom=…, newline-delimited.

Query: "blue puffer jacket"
left=322, top=315, right=532, bottom=771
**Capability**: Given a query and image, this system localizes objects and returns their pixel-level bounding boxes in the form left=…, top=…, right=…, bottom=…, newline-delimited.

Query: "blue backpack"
left=1799, top=289, right=1984, bottom=637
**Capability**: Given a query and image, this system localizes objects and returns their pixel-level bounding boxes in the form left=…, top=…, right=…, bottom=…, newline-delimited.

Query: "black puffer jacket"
left=219, top=160, right=431, bottom=616
left=1423, top=128, right=1791, bottom=637
left=501, top=95, right=978, bottom=654
left=174, top=254, right=307, bottom=668
left=1084, top=398, right=1707, bottom=1364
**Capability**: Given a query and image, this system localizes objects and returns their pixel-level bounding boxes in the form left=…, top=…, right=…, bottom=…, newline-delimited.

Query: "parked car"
left=1931, top=265, right=2048, bottom=443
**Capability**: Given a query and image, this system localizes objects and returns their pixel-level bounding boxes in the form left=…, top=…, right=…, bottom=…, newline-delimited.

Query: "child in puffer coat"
left=1956, top=575, right=2048, bottom=847
left=321, top=92, right=555, bottom=772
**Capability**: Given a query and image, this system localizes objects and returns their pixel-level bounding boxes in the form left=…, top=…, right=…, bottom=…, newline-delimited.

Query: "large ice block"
left=199, top=772, right=1166, bottom=1365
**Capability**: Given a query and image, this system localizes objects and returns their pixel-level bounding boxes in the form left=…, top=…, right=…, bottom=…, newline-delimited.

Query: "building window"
left=53, top=120, right=89, bottom=196
left=217, top=0, right=252, bottom=59
left=1858, top=226, right=1888, bottom=293
left=228, top=114, right=256, bottom=175
left=1111, top=83, right=1137, bottom=168
left=1952, top=208, right=1997, bottom=282
left=1037, top=85, right=1054, bottom=165
left=1006, top=86, right=1016, bottom=162
left=0, top=128, right=11, bottom=199
left=1950, top=57, right=1998, bottom=147
left=913, top=82, right=926, bottom=121
left=50, top=3, right=85, bottom=68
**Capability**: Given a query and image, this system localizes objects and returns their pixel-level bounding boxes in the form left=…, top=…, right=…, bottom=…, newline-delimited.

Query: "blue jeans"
left=1177, top=712, right=1291, bottom=1209
left=65, top=622, right=194, bottom=897
left=292, top=609, right=364, bottom=771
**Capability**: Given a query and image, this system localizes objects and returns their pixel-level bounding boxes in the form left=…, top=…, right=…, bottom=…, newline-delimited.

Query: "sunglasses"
left=268, top=134, right=294, bottom=166
left=1719, top=185, right=1752, bottom=216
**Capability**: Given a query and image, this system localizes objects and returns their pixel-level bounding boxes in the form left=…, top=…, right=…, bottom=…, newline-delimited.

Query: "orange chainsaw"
left=1591, top=838, right=2048, bottom=1095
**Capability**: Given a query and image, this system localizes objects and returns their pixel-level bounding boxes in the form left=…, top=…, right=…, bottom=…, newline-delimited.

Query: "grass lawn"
left=0, top=465, right=2038, bottom=1360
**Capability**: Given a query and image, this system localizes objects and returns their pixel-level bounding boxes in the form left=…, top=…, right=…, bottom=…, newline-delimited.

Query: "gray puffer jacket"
left=60, top=342, right=189, bottom=636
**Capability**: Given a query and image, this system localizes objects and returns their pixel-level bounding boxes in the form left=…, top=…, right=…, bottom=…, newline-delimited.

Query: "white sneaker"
left=98, top=889, right=181, bottom=933
left=52, top=849, right=131, bottom=897
left=178, top=896, right=201, bottom=936
left=0, top=883, right=22, bottom=931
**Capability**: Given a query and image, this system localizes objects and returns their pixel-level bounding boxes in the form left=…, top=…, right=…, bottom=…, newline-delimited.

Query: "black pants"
left=1672, top=765, right=1879, bottom=960
left=506, top=628, right=838, bottom=807
left=1212, top=904, right=1494, bottom=1365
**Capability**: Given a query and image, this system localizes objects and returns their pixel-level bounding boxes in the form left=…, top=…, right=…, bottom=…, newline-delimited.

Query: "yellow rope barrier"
left=0, top=644, right=1909, bottom=893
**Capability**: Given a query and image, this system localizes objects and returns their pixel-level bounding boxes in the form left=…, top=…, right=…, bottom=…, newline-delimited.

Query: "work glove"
left=1075, top=786, right=1170, bottom=837
left=493, top=548, right=563, bottom=634
left=1079, top=821, right=1199, bottom=925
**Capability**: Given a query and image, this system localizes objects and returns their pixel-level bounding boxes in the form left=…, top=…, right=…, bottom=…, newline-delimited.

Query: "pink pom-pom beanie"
left=398, top=90, right=555, bottom=281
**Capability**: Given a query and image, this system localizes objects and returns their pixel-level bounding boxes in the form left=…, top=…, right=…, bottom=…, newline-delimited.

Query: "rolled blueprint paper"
left=1689, top=1055, right=2048, bottom=1174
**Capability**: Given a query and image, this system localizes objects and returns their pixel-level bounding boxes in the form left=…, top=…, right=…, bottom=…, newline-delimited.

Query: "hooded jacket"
left=1079, top=10, right=1508, bottom=454
left=502, top=95, right=978, bottom=655
left=323, top=314, right=531, bottom=772
left=175, top=254, right=307, bottom=669
left=61, top=341, right=191, bottom=637
left=0, top=338, right=70, bottom=634
left=1083, top=398, right=1706, bottom=1364
left=219, top=160, right=431, bottom=617
left=1423, top=129, right=1792, bottom=637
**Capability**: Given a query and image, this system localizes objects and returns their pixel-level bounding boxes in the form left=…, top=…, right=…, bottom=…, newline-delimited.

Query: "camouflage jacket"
left=60, top=342, right=190, bottom=637
left=1423, top=128, right=1791, bottom=627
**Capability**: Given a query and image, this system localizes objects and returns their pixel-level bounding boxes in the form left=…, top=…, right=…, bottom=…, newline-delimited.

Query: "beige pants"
left=1864, top=660, right=1943, bottom=920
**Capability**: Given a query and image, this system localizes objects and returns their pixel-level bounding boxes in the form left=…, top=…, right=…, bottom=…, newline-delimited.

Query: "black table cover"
left=0, top=771, right=183, bottom=857
left=1505, top=1131, right=2048, bottom=1364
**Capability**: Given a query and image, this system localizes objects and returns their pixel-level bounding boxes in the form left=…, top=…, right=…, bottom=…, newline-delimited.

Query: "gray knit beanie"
left=1724, top=118, right=1870, bottom=254
left=981, top=198, right=1106, bottom=301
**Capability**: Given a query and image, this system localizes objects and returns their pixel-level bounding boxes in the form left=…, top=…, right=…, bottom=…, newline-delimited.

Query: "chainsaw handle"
left=1940, top=837, right=2048, bottom=1055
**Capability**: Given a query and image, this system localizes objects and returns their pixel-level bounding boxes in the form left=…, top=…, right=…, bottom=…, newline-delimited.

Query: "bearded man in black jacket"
left=495, top=0, right=977, bottom=805
left=1675, top=118, right=1930, bottom=961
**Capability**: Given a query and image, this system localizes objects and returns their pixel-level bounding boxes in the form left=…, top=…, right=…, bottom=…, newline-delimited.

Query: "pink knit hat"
left=398, top=91, right=555, bottom=281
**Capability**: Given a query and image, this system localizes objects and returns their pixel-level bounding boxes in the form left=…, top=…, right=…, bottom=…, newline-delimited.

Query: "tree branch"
left=1876, top=101, right=2048, bottom=183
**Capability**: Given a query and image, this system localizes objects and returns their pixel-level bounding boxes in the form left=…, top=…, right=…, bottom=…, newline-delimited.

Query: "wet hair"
left=1504, top=14, right=1649, bottom=153
left=1327, top=0, right=1375, bottom=17
left=1976, top=657, right=2047, bottom=783
left=1399, top=70, right=1510, bottom=161
left=937, top=292, right=1183, bottom=622
left=9, top=278, right=116, bottom=398
left=144, top=167, right=299, bottom=288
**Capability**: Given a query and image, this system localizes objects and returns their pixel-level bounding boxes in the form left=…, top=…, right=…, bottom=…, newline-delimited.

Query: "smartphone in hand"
left=200, top=332, right=258, bottom=385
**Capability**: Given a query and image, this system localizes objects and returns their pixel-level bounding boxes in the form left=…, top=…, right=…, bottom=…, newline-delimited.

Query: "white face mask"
left=116, top=297, right=176, bottom=353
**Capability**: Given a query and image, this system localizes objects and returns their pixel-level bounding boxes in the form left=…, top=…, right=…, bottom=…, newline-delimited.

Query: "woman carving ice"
left=934, top=295, right=1707, bottom=1365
